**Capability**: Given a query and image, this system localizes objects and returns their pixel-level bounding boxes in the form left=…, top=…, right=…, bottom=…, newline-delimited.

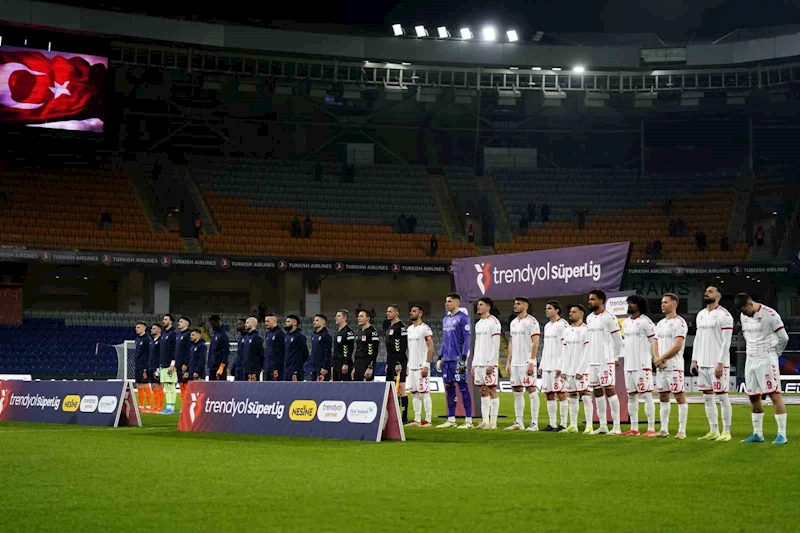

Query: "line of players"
left=130, top=287, right=789, bottom=442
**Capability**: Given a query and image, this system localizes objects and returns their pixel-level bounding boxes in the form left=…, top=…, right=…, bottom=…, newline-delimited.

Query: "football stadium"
left=2, top=1, right=800, bottom=531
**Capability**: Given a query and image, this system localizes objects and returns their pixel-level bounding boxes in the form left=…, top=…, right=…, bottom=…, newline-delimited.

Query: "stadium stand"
left=0, top=167, right=186, bottom=253
left=191, top=157, right=478, bottom=260
left=493, top=170, right=749, bottom=262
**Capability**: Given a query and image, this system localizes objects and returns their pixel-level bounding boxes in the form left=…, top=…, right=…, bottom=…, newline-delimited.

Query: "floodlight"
left=507, top=30, right=518, bottom=42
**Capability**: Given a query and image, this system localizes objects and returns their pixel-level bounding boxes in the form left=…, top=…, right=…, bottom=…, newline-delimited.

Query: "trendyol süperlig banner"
left=178, top=381, right=405, bottom=442
left=452, top=242, right=630, bottom=301
left=0, top=380, right=140, bottom=427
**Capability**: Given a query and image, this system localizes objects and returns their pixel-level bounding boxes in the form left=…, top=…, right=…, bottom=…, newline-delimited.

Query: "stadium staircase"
left=477, top=174, right=514, bottom=243
left=182, top=237, right=203, bottom=254
left=428, top=174, right=466, bottom=242
left=726, top=175, right=756, bottom=244
left=128, top=171, right=167, bottom=233
left=178, top=167, right=220, bottom=236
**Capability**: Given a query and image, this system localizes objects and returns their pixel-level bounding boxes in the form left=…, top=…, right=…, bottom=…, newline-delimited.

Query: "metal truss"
left=110, top=41, right=800, bottom=93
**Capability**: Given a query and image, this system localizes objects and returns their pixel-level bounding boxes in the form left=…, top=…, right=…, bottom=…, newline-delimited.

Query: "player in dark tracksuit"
left=353, top=310, right=380, bottom=381
left=242, top=317, right=264, bottom=381
left=233, top=318, right=247, bottom=381
left=187, top=329, right=207, bottom=381
left=175, top=317, right=193, bottom=399
left=283, top=314, right=309, bottom=381
left=207, top=315, right=230, bottom=380
left=384, top=305, right=409, bottom=422
left=332, top=310, right=355, bottom=381
left=133, top=321, right=151, bottom=409
left=148, top=324, right=163, bottom=411
left=264, top=314, right=285, bottom=381
left=309, top=314, right=333, bottom=381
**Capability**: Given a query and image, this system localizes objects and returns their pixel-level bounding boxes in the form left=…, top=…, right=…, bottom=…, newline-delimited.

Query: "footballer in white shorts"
left=745, top=356, right=781, bottom=396
left=541, top=370, right=564, bottom=393
left=406, top=369, right=430, bottom=394
left=625, top=368, right=653, bottom=394
left=697, top=366, right=729, bottom=393
left=656, top=369, right=685, bottom=394
left=509, top=366, right=537, bottom=389
left=589, top=363, right=615, bottom=388
left=473, top=365, right=498, bottom=387
left=564, top=373, right=590, bottom=394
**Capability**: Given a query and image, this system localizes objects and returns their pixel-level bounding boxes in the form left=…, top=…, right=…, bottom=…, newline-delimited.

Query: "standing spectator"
left=407, top=214, right=417, bottom=234
left=721, top=234, right=730, bottom=251
left=100, top=209, right=112, bottom=231
left=430, top=234, right=439, bottom=257
left=755, top=226, right=765, bottom=247
left=193, top=213, right=201, bottom=238
left=575, top=208, right=588, bottom=230
left=284, top=315, right=308, bottom=381
left=304, top=216, right=313, bottom=238
left=398, top=213, right=407, bottom=234
left=467, top=223, right=475, bottom=243
left=541, top=203, right=550, bottom=223
left=291, top=217, right=301, bottom=238
left=519, top=215, right=529, bottom=236
left=695, top=230, right=707, bottom=251
left=527, top=202, right=536, bottom=222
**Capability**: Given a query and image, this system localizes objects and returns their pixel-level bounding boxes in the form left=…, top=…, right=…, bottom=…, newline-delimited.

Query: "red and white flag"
left=0, top=47, right=107, bottom=130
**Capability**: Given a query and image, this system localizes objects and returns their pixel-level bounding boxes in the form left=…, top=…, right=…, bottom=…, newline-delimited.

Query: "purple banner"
left=452, top=242, right=630, bottom=301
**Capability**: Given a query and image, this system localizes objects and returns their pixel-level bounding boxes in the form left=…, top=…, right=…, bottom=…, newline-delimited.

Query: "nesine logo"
left=289, top=400, right=317, bottom=421
left=474, top=262, right=492, bottom=295
left=62, top=395, right=81, bottom=412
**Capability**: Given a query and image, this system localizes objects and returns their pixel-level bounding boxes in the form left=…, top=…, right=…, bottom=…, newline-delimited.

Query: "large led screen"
left=0, top=47, right=107, bottom=132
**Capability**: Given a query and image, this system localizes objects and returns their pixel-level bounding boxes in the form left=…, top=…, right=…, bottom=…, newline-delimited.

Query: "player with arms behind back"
left=653, top=293, right=689, bottom=439
left=436, top=293, right=474, bottom=429
left=586, top=290, right=623, bottom=435
left=561, top=304, right=593, bottom=434
left=504, top=297, right=540, bottom=431
left=620, top=294, right=658, bottom=437
left=405, top=305, right=435, bottom=427
left=539, top=300, right=569, bottom=432
left=735, top=293, right=790, bottom=444
left=473, top=298, right=502, bottom=430
left=690, top=285, right=734, bottom=442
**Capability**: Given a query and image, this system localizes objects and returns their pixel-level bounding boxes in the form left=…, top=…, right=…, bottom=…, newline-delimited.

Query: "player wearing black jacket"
left=187, top=329, right=207, bottom=380
left=242, top=317, right=264, bottom=381
left=207, top=315, right=230, bottom=380
left=332, top=310, right=355, bottom=381
left=353, top=309, right=380, bottom=381
left=133, top=322, right=151, bottom=410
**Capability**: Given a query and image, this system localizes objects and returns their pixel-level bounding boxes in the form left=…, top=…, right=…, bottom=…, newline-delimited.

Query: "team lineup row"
left=127, top=288, right=789, bottom=443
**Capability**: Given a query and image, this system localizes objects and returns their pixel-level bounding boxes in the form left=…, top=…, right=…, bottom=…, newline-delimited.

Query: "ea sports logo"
left=474, top=262, right=492, bottom=295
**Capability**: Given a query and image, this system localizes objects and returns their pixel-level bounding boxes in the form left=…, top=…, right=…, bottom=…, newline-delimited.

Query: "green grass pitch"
left=1, top=392, right=797, bottom=533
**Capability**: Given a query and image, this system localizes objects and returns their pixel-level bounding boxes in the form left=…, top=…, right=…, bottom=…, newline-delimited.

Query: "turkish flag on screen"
left=0, top=49, right=106, bottom=125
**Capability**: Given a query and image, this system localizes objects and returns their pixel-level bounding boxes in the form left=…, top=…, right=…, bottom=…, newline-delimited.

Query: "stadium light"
left=509, top=66, right=518, bottom=70
left=401, top=61, right=411, bottom=66
left=532, top=67, right=541, bottom=70
left=415, top=25, right=429, bottom=37
left=573, top=65, right=585, bottom=73
left=437, top=26, right=450, bottom=38
left=392, top=24, right=405, bottom=36
left=552, top=67, right=562, bottom=71
left=482, top=27, right=497, bottom=41
left=460, top=28, right=473, bottom=39
left=507, top=30, right=518, bottom=42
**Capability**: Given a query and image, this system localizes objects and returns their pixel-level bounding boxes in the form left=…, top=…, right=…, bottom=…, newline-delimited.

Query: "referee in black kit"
left=385, top=305, right=409, bottom=423
left=332, top=310, right=355, bottom=381
left=353, top=309, right=380, bottom=381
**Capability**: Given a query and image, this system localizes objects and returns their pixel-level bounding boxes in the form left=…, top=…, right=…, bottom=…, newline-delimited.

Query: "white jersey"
left=406, top=322, right=433, bottom=369
left=473, top=315, right=502, bottom=366
left=540, top=318, right=568, bottom=371
left=693, top=305, right=734, bottom=367
left=655, top=315, right=688, bottom=371
left=509, top=315, right=540, bottom=367
left=621, top=315, right=656, bottom=371
left=562, top=323, right=590, bottom=376
left=586, top=310, right=620, bottom=365
left=741, top=304, right=785, bottom=359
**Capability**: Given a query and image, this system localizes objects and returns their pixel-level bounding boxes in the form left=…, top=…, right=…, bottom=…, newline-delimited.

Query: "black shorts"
left=386, top=354, right=408, bottom=382
left=135, top=367, right=148, bottom=384
left=332, top=361, right=352, bottom=381
left=353, top=358, right=374, bottom=382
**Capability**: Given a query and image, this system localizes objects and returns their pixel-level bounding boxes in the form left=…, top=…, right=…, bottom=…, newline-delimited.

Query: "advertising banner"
left=178, top=381, right=405, bottom=442
left=452, top=242, right=630, bottom=302
left=0, top=380, right=140, bottom=427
